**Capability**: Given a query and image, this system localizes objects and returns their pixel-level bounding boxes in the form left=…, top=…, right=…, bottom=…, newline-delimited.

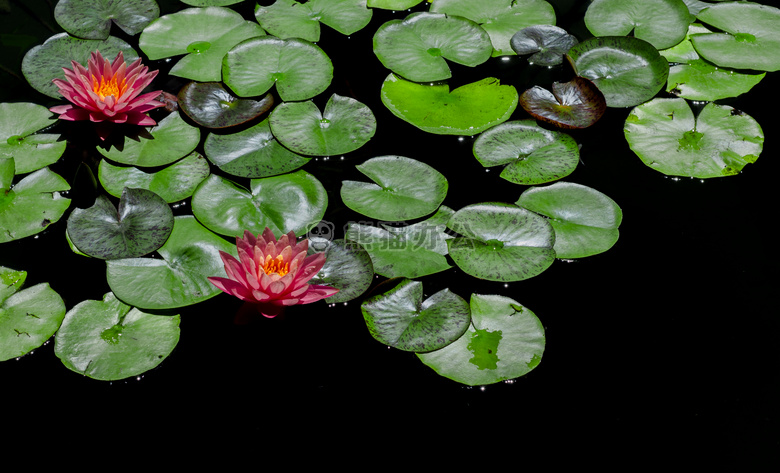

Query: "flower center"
left=262, top=254, right=289, bottom=277
left=92, top=75, right=124, bottom=101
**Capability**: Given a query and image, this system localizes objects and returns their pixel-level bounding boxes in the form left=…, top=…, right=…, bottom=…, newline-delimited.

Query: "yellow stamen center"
left=92, top=76, right=124, bottom=101
left=262, top=254, right=289, bottom=277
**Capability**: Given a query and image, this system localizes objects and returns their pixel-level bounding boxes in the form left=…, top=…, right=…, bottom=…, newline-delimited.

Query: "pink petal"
left=208, top=276, right=255, bottom=302
left=297, top=285, right=339, bottom=304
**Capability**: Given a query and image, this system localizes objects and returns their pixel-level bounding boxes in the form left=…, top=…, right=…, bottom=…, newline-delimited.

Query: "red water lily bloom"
left=208, top=228, right=339, bottom=318
left=49, top=50, right=164, bottom=138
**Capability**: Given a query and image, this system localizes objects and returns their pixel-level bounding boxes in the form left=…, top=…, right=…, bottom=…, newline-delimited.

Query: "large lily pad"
left=98, top=152, right=210, bottom=203
left=21, top=32, right=138, bottom=99
left=429, top=0, right=556, bottom=56
left=372, top=12, right=492, bottom=82
left=106, top=215, right=237, bottom=309
left=472, top=120, right=579, bottom=185
left=66, top=188, right=174, bottom=260
left=0, top=163, right=71, bottom=243
left=307, top=237, right=374, bottom=304
left=417, top=294, right=545, bottom=386
left=446, top=202, right=556, bottom=282
left=54, top=292, right=180, bottom=381
left=624, top=98, right=764, bottom=178
left=361, top=278, right=471, bottom=353
left=584, top=0, right=691, bottom=50
left=566, top=36, right=669, bottom=108
left=181, top=0, right=243, bottom=5
left=691, top=2, right=780, bottom=72
left=54, top=0, right=159, bottom=40
left=178, top=82, right=275, bottom=129
left=269, top=94, right=376, bottom=156
left=223, top=36, right=332, bottom=101
left=0, top=267, right=66, bottom=362
left=367, top=0, right=424, bottom=9
left=510, top=24, right=578, bottom=66
left=255, top=0, right=372, bottom=42
left=519, top=77, right=607, bottom=129
left=97, top=111, right=200, bottom=167
left=516, top=182, right=622, bottom=259
left=380, top=74, right=518, bottom=135
left=138, top=7, right=266, bottom=82
left=0, top=102, right=66, bottom=175
left=191, top=171, right=328, bottom=238
left=341, top=156, right=448, bottom=221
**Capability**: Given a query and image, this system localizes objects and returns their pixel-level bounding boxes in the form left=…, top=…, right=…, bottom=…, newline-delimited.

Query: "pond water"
left=1, top=0, right=777, bottom=462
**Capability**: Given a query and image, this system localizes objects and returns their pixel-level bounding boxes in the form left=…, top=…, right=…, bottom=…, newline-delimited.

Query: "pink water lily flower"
left=49, top=50, right=164, bottom=138
left=208, top=228, right=339, bottom=318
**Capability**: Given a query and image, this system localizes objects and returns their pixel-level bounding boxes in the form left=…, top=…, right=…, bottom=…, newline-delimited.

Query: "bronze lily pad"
left=177, top=81, right=274, bottom=129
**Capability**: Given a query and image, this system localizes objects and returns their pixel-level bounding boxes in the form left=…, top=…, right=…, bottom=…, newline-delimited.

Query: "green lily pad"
left=624, top=98, right=764, bottom=178
left=472, top=119, right=579, bottom=185
left=681, top=0, right=712, bottom=16
left=380, top=74, right=518, bottom=135
left=446, top=202, right=556, bottom=282
left=21, top=32, right=138, bottom=99
left=54, top=0, right=159, bottom=40
left=106, top=215, right=237, bottom=309
left=367, top=0, right=424, bottom=9
left=223, top=36, right=333, bottom=101
left=341, top=156, right=448, bottom=221
left=255, top=0, right=373, bottom=42
left=429, top=0, right=556, bottom=56
left=178, top=82, right=275, bottom=129
left=0, top=163, right=71, bottom=243
left=0, top=267, right=66, bottom=362
left=269, top=94, right=376, bottom=156
left=373, top=12, right=492, bottom=82
left=510, top=24, right=579, bottom=66
left=203, top=118, right=309, bottom=179
left=417, top=293, right=545, bottom=386
left=54, top=292, right=180, bottom=381
left=138, top=7, right=266, bottom=82
left=516, top=182, right=622, bottom=259
left=361, top=278, right=471, bottom=353
left=96, top=111, right=200, bottom=167
left=307, top=237, right=374, bottom=304
left=98, top=152, right=210, bottom=203
left=191, top=171, right=328, bottom=238
left=345, top=206, right=454, bottom=279
left=519, top=77, right=607, bottom=129
left=691, top=2, right=780, bottom=72
left=0, top=102, right=66, bottom=175
left=181, top=0, right=243, bottom=5
left=67, top=188, right=174, bottom=260
left=566, top=36, right=669, bottom=108
left=584, top=0, right=692, bottom=50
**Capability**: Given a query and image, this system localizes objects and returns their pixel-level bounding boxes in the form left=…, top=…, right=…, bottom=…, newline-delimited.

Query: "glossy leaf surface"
left=0, top=102, right=65, bottom=175
left=178, top=82, right=274, bottom=129
left=54, top=0, right=159, bottom=40
left=519, top=77, right=606, bottom=129
left=256, top=0, right=372, bottom=42
left=510, top=24, right=578, bottom=66
left=307, top=237, right=374, bottom=304
left=584, top=0, right=691, bottom=50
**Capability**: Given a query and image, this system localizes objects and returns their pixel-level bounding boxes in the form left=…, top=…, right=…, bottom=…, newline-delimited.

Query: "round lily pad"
left=54, top=292, right=180, bottom=381
left=97, top=111, right=200, bottom=167
left=566, top=36, right=669, bottom=108
left=519, top=77, right=607, bottom=129
left=380, top=74, right=518, bottom=135
left=624, top=98, right=764, bottom=178
left=138, top=7, right=266, bottom=82
left=223, top=36, right=333, bottom=101
left=516, top=182, right=622, bottom=258
left=98, top=152, right=210, bottom=203
left=307, top=237, right=375, bottom=304
left=446, top=202, right=556, bottom=282
left=54, top=0, right=159, bottom=40
left=191, top=171, right=328, bottom=238
left=269, top=94, right=376, bottom=156
left=0, top=269, right=66, bottom=362
left=0, top=164, right=71, bottom=244
left=0, top=102, right=66, bottom=175
left=417, top=293, right=545, bottom=386
left=372, top=12, right=493, bottom=82
left=181, top=0, right=243, bottom=5
left=21, top=32, right=138, bottom=99
left=429, top=0, right=556, bottom=56
left=106, top=215, right=237, bottom=309
left=584, top=0, right=691, bottom=50
left=691, top=2, right=780, bottom=72
left=66, top=188, right=174, bottom=260
left=178, top=82, right=275, bottom=129
left=510, top=24, right=579, bottom=66
left=340, top=156, right=448, bottom=221
left=472, top=120, right=580, bottom=185
left=361, top=278, right=471, bottom=353
left=368, top=0, right=424, bottom=9
left=256, top=0, right=373, bottom=42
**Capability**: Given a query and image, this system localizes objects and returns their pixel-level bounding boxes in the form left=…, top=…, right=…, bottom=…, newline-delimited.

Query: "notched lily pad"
left=584, top=0, right=692, bottom=50
left=256, top=0, right=373, bottom=42
left=519, top=77, right=606, bottom=129
left=178, top=82, right=275, bottom=129
left=307, top=237, right=374, bottom=304
left=510, top=24, right=578, bottom=66
left=0, top=102, right=66, bottom=175
left=54, top=0, right=159, bottom=40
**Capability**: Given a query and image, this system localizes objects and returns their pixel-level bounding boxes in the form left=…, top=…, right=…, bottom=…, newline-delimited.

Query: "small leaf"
left=510, top=24, right=578, bottom=66
left=0, top=166, right=71, bottom=243
left=54, top=0, right=159, bottom=40
left=307, top=237, right=374, bottom=304
left=178, top=82, right=274, bottom=129
left=584, top=0, right=692, bottom=50
left=0, top=102, right=66, bottom=175
left=519, top=77, right=606, bottom=129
